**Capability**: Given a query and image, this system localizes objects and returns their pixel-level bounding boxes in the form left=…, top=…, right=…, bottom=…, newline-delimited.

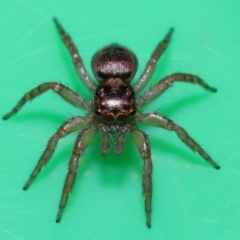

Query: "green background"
left=1, top=1, right=240, bottom=239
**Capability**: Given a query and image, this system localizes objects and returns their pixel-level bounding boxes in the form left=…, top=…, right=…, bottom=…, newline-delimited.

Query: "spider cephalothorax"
left=95, top=77, right=136, bottom=121
left=3, top=18, right=220, bottom=228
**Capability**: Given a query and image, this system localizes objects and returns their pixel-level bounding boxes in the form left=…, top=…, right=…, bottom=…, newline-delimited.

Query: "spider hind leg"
left=56, top=127, right=96, bottom=223
left=131, top=128, right=153, bottom=228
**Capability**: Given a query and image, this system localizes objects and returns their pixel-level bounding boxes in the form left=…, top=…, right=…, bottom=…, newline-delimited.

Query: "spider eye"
left=95, top=110, right=101, bottom=115
left=129, top=110, right=136, bottom=116
left=96, top=88, right=104, bottom=96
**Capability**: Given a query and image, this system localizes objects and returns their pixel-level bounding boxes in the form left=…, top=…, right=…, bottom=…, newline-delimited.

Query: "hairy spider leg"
left=98, top=124, right=111, bottom=155
left=136, top=73, right=217, bottom=107
left=115, top=125, right=131, bottom=155
left=23, top=116, right=88, bottom=190
left=2, top=17, right=220, bottom=228
left=53, top=18, right=96, bottom=92
left=131, top=129, right=153, bottom=228
left=98, top=124, right=131, bottom=155
left=56, top=127, right=96, bottom=223
left=136, top=112, right=220, bottom=169
left=133, top=28, right=174, bottom=94
left=2, top=82, right=90, bottom=120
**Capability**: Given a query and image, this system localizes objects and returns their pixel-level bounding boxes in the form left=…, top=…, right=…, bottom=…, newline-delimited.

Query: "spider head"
left=94, top=78, right=136, bottom=122
left=91, top=44, right=138, bottom=82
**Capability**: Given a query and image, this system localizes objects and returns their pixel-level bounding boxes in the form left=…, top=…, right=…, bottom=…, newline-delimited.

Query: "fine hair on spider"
left=3, top=18, right=220, bottom=228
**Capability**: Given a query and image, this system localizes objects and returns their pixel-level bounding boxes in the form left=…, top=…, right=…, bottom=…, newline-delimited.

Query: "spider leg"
left=131, top=128, right=152, bottom=228
left=133, top=28, right=174, bottom=94
left=53, top=18, right=96, bottom=93
left=101, top=132, right=110, bottom=155
left=23, top=116, right=88, bottom=190
left=115, top=124, right=130, bottom=155
left=99, top=124, right=111, bottom=155
left=136, top=73, right=217, bottom=107
left=56, top=127, right=96, bottom=222
left=2, top=82, right=92, bottom=120
left=135, top=112, right=220, bottom=169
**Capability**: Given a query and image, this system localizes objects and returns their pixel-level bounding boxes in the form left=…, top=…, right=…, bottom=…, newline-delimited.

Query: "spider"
left=3, top=18, right=220, bottom=228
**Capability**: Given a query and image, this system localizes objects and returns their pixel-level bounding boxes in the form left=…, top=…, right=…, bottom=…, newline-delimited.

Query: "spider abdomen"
left=91, top=44, right=138, bottom=82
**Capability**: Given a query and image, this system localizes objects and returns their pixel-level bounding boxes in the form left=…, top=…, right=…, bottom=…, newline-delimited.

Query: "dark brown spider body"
left=91, top=44, right=138, bottom=81
left=3, top=18, right=220, bottom=229
left=93, top=45, right=137, bottom=123
left=94, top=78, right=136, bottom=122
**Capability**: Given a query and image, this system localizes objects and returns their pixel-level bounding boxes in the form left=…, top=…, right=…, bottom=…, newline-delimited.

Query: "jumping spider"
left=3, top=18, right=220, bottom=228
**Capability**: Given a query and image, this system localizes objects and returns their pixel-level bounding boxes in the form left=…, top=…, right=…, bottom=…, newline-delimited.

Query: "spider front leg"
left=136, top=112, right=220, bottom=169
left=98, top=124, right=130, bottom=155
left=98, top=124, right=111, bottom=155
left=131, top=129, right=152, bottom=228
left=115, top=124, right=130, bottom=155
left=53, top=18, right=96, bottom=93
left=133, top=28, right=174, bottom=94
left=2, top=82, right=91, bottom=120
left=136, top=73, right=217, bottom=107
left=56, top=127, right=96, bottom=222
left=23, top=116, right=89, bottom=190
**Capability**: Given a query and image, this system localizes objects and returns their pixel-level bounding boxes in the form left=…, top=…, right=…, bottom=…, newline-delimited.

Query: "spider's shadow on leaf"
left=31, top=132, right=142, bottom=190
left=161, top=91, right=217, bottom=116
left=142, top=89, right=216, bottom=119
left=13, top=110, right=67, bottom=123
left=12, top=108, right=87, bottom=127
left=149, top=132, right=213, bottom=168
left=82, top=134, right=142, bottom=186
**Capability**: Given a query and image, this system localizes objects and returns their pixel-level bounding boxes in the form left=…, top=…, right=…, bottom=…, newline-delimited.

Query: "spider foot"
left=146, top=214, right=151, bottom=228
left=23, top=180, right=32, bottom=191
left=2, top=112, right=13, bottom=120
left=56, top=209, right=63, bottom=223
left=207, top=86, right=217, bottom=92
left=211, top=161, right=220, bottom=170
